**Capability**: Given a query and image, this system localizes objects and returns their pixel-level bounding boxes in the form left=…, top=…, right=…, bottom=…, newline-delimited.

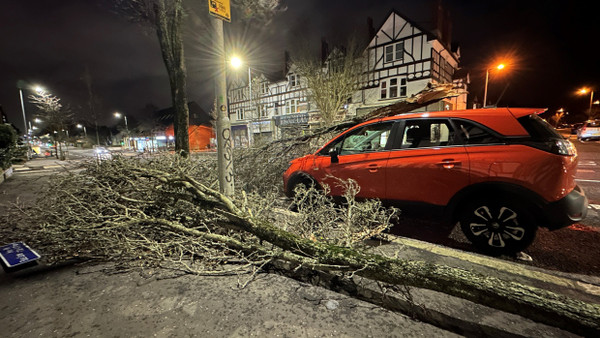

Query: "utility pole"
left=211, top=2, right=234, bottom=196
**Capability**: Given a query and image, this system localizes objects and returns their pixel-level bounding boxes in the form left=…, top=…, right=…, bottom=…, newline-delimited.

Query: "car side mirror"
left=329, top=148, right=339, bottom=163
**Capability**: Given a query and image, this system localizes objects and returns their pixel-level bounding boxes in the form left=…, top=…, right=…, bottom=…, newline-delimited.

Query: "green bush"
left=0, top=124, right=18, bottom=170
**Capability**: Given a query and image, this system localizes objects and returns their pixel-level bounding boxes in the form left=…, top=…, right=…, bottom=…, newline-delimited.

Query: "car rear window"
left=587, top=120, right=600, bottom=127
left=517, top=114, right=562, bottom=140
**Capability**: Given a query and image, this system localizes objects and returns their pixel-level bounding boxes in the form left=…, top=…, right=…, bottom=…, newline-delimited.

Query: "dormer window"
left=384, top=42, right=404, bottom=63
left=288, top=74, right=299, bottom=87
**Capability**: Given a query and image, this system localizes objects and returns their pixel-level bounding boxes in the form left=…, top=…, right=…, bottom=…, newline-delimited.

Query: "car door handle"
left=437, top=159, right=461, bottom=169
left=368, top=163, right=379, bottom=172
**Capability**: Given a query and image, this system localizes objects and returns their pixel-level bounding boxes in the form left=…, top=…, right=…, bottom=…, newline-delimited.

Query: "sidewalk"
left=1, top=158, right=599, bottom=337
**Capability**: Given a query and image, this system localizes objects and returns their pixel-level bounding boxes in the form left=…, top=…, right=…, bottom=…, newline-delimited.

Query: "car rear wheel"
left=459, top=198, right=537, bottom=256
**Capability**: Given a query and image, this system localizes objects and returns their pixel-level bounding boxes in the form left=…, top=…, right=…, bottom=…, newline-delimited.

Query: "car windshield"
left=586, top=120, right=600, bottom=127
left=517, top=114, right=563, bottom=140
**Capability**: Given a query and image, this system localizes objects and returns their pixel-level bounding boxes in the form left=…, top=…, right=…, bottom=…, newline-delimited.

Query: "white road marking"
left=579, top=161, right=598, bottom=166
left=575, top=179, right=600, bottom=183
left=589, top=204, right=600, bottom=210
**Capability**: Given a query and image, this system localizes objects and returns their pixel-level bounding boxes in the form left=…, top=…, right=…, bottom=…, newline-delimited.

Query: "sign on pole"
left=208, top=0, right=231, bottom=22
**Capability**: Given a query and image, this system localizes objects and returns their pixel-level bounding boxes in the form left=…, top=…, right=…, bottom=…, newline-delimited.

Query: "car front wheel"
left=459, top=198, right=537, bottom=256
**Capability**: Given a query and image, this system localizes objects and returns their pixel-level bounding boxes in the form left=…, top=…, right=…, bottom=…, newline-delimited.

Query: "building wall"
left=227, top=10, right=467, bottom=146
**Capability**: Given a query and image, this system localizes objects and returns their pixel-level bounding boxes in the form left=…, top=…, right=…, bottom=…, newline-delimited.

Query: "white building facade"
left=227, top=9, right=468, bottom=147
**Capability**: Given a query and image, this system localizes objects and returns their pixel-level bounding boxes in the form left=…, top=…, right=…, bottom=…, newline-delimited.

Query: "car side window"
left=324, top=122, right=393, bottom=155
left=454, top=120, right=502, bottom=145
left=399, top=119, right=455, bottom=149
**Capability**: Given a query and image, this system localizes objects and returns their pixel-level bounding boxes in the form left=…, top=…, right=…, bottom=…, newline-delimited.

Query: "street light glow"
left=77, top=124, right=83, bottom=128
left=497, top=63, right=505, bottom=70
left=230, top=56, right=242, bottom=69
left=578, top=88, right=589, bottom=95
left=114, top=112, right=122, bottom=118
left=34, top=85, right=45, bottom=94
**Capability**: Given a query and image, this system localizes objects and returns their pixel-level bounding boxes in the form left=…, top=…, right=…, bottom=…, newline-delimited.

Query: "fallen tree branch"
left=136, top=167, right=600, bottom=336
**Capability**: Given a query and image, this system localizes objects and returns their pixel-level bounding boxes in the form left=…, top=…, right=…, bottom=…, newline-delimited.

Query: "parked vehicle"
left=94, top=146, right=112, bottom=161
left=283, top=108, right=588, bottom=255
left=571, top=123, right=584, bottom=135
left=577, top=120, right=600, bottom=141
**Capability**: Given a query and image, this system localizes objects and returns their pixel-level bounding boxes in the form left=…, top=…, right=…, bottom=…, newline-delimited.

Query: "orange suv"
left=283, top=108, right=588, bottom=255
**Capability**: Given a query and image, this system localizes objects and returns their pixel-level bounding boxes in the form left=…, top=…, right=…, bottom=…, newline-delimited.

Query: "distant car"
left=571, top=123, right=584, bottom=135
left=94, top=146, right=112, bottom=160
left=283, top=107, right=588, bottom=256
left=577, top=120, right=600, bottom=141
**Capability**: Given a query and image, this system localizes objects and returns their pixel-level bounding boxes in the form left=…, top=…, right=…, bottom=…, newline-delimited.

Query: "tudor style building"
left=227, top=8, right=468, bottom=147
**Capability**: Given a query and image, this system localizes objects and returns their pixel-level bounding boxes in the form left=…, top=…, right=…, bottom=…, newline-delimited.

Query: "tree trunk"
left=154, top=0, right=189, bottom=156
left=135, top=170, right=600, bottom=337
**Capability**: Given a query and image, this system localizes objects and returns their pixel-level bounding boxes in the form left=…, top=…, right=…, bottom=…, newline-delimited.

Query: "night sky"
left=1, top=0, right=598, bottom=132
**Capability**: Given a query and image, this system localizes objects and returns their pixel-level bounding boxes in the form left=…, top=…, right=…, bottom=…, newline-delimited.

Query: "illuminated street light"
left=17, top=84, right=47, bottom=159
left=114, top=112, right=129, bottom=148
left=230, top=55, right=255, bottom=146
left=77, top=123, right=88, bottom=139
left=578, top=88, right=595, bottom=118
left=483, top=63, right=506, bottom=107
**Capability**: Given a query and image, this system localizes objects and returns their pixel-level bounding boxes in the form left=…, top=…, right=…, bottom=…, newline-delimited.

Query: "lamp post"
left=231, top=56, right=255, bottom=147
left=578, top=88, right=595, bottom=118
left=77, top=124, right=88, bottom=139
left=17, top=85, right=45, bottom=160
left=114, top=112, right=129, bottom=148
left=483, top=63, right=506, bottom=107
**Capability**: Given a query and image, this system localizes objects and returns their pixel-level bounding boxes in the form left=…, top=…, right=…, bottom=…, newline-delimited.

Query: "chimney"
left=443, top=8, right=452, bottom=48
left=433, top=0, right=452, bottom=49
left=367, top=17, right=375, bottom=40
left=321, top=38, right=329, bottom=63
left=283, top=50, right=290, bottom=76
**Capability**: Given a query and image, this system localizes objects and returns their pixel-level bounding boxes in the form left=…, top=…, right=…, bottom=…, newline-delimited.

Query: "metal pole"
left=18, top=88, right=31, bottom=160
left=213, top=17, right=235, bottom=196
left=589, top=91, right=595, bottom=118
left=247, top=66, right=254, bottom=147
left=483, top=69, right=489, bottom=108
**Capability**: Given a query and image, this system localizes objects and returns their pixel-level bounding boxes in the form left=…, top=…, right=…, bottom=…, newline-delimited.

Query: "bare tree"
left=293, top=41, right=364, bottom=127
left=29, top=91, right=73, bottom=160
left=116, top=0, right=190, bottom=156
left=82, top=66, right=101, bottom=145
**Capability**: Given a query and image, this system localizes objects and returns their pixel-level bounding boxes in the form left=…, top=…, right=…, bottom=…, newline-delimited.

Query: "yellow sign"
left=208, top=0, right=231, bottom=22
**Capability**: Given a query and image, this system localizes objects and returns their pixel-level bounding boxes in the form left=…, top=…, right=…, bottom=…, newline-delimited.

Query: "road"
left=573, top=140, right=600, bottom=228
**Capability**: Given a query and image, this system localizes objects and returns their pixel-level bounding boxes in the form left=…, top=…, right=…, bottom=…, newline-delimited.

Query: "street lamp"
left=483, top=63, right=506, bottom=107
left=18, top=84, right=45, bottom=160
left=230, top=56, right=255, bottom=146
left=114, top=112, right=129, bottom=148
left=77, top=124, right=88, bottom=139
left=578, top=88, right=595, bottom=118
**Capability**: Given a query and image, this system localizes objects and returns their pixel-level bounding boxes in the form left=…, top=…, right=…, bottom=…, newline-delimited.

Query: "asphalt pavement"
left=1, top=149, right=600, bottom=337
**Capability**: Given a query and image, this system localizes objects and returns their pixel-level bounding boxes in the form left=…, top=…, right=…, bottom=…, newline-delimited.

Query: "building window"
left=389, top=79, right=398, bottom=98
left=287, top=99, right=299, bottom=114
left=380, top=78, right=406, bottom=99
left=289, top=74, right=298, bottom=87
left=236, top=109, right=245, bottom=120
left=259, top=104, right=268, bottom=117
left=385, top=42, right=404, bottom=63
left=260, top=82, right=268, bottom=95
left=380, top=81, right=387, bottom=99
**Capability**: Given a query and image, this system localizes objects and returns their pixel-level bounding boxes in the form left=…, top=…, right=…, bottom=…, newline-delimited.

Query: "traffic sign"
left=0, top=242, right=41, bottom=268
left=208, top=0, right=231, bottom=22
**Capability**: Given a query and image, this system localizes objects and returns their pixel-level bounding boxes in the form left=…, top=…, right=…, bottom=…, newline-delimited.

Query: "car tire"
left=459, top=197, right=537, bottom=256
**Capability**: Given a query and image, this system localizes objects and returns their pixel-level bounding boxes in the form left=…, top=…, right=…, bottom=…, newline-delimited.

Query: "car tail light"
left=522, top=138, right=576, bottom=156
left=551, top=139, right=576, bottom=156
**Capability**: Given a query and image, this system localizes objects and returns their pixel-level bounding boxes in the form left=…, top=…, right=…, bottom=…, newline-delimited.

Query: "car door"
left=385, top=118, right=470, bottom=206
left=309, top=121, right=395, bottom=199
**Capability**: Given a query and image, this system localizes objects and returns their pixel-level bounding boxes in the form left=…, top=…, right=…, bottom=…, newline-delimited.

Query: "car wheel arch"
left=285, top=172, right=320, bottom=197
left=446, top=182, right=547, bottom=226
